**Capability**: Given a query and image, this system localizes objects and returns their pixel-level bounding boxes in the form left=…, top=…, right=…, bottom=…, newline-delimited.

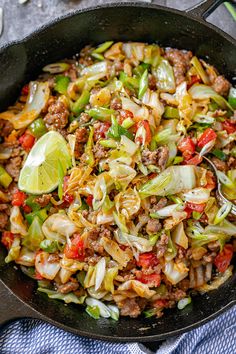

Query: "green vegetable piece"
left=99, top=139, right=117, bottom=148
left=29, top=118, right=47, bottom=138
left=40, top=239, right=60, bottom=253
left=102, top=195, right=115, bottom=213
left=58, top=160, right=64, bottom=200
left=22, top=216, right=44, bottom=251
left=212, top=149, right=226, bottom=161
left=77, top=271, right=86, bottom=286
left=138, top=69, right=148, bottom=99
left=84, top=126, right=95, bottom=167
left=0, top=165, right=12, bottom=188
left=38, top=287, right=86, bottom=304
left=155, top=284, right=167, bottom=295
left=177, top=297, right=192, bottom=310
left=86, top=107, right=115, bottom=122
left=149, top=233, right=160, bottom=246
left=133, top=63, right=150, bottom=77
left=72, top=90, right=90, bottom=115
left=214, top=202, right=232, bottom=225
left=190, top=56, right=209, bottom=85
left=25, top=195, right=41, bottom=211
left=143, top=308, right=156, bottom=318
left=192, top=211, right=202, bottom=220
left=25, top=208, right=48, bottom=225
left=208, top=101, right=219, bottom=111
left=93, top=41, right=114, bottom=54
left=121, top=117, right=135, bottom=129
left=91, top=53, right=104, bottom=61
left=86, top=305, right=100, bottom=319
left=108, top=115, right=133, bottom=140
left=43, top=62, right=70, bottom=74
left=228, top=87, right=236, bottom=109
left=165, top=233, right=177, bottom=261
left=20, top=266, right=37, bottom=279
left=143, top=44, right=161, bottom=67
left=119, top=71, right=139, bottom=91
left=55, top=75, right=70, bottom=95
left=173, top=156, right=184, bottom=165
left=164, top=106, right=180, bottom=119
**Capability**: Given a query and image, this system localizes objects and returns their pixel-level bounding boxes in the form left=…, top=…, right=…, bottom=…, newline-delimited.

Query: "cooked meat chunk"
left=146, top=218, right=161, bottom=234
left=34, top=194, right=51, bottom=208
left=141, top=146, right=169, bottom=170
left=212, top=157, right=227, bottom=172
left=79, top=112, right=91, bottom=124
left=93, top=141, right=109, bottom=160
left=0, top=212, right=8, bottom=231
left=58, top=282, right=79, bottom=294
left=165, top=48, right=192, bottom=85
left=212, top=75, right=231, bottom=97
left=75, top=127, right=88, bottom=143
left=44, top=99, right=69, bottom=130
left=227, top=156, right=236, bottom=169
left=5, top=156, right=22, bottom=181
left=148, top=74, right=157, bottom=90
left=0, top=119, right=14, bottom=137
left=150, top=197, right=168, bottom=213
left=110, top=97, right=122, bottom=110
left=118, top=298, right=146, bottom=318
left=156, top=233, right=169, bottom=258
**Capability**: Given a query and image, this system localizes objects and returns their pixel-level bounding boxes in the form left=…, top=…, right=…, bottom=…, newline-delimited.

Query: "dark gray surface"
left=0, top=0, right=235, bottom=45
left=0, top=0, right=235, bottom=348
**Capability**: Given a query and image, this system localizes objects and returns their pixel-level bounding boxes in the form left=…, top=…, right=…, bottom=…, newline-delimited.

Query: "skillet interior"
left=0, top=3, right=235, bottom=342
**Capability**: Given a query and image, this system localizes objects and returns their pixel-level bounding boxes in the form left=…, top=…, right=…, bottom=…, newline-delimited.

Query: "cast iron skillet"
left=0, top=0, right=236, bottom=343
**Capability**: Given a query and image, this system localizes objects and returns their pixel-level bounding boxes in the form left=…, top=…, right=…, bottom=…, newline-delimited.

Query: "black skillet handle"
left=186, top=0, right=236, bottom=20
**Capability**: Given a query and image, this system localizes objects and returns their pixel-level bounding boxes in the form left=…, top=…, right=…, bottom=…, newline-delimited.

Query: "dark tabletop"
left=0, top=0, right=235, bottom=351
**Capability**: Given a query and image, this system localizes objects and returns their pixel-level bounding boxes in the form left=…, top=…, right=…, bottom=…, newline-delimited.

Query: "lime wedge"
left=18, top=131, right=71, bottom=194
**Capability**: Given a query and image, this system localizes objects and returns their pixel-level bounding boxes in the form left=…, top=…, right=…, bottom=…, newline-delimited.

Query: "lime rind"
left=18, top=131, right=71, bottom=194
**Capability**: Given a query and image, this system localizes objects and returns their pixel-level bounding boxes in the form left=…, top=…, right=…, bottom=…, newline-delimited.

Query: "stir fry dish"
left=0, top=41, right=236, bottom=320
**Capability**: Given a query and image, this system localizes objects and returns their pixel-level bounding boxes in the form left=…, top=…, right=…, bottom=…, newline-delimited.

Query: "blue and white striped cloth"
left=0, top=305, right=235, bottom=354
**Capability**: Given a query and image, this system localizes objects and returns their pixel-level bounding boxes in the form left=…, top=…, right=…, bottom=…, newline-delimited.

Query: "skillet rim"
left=0, top=1, right=235, bottom=342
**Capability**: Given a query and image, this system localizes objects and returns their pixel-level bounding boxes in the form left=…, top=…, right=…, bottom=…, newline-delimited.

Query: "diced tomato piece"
left=12, top=190, right=27, bottom=206
left=197, top=128, right=217, bottom=148
left=1, top=231, right=14, bottom=249
left=148, top=173, right=158, bottom=180
left=135, top=120, right=152, bottom=145
left=94, top=122, right=111, bottom=141
left=63, top=193, right=74, bottom=205
left=184, top=154, right=203, bottom=166
left=153, top=299, right=168, bottom=308
left=187, top=75, right=201, bottom=89
left=86, top=194, right=93, bottom=207
left=186, top=202, right=206, bottom=213
left=222, top=120, right=236, bottom=134
left=138, top=273, right=161, bottom=287
left=22, top=204, right=32, bottom=213
left=19, top=133, right=35, bottom=151
left=214, top=244, right=233, bottom=273
left=178, top=137, right=195, bottom=160
left=64, top=233, right=85, bottom=260
left=35, top=270, right=44, bottom=280
left=119, top=109, right=134, bottom=124
left=21, top=84, right=29, bottom=96
left=205, top=170, right=216, bottom=190
left=184, top=207, right=193, bottom=219
left=137, top=252, right=159, bottom=269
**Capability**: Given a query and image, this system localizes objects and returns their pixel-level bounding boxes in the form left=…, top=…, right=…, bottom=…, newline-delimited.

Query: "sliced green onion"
left=121, top=117, right=135, bottom=129
left=54, top=75, right=70, bottom=95
left=40, top=239, right=60, bottom=253
left=149, top=233, right=160, bottom=246
left=91, top=53, right=104, bottom=61
left=177, top=297, right=191, bottom=310
left=25, top=196, right=41, bottom=211
left=217, top=170, right=235, bottom=189
left=228, top=87, right=236, bottom=109
left=168, top=196, right=183, bottom=205
left=208, top=101, right=219, bottom=111
left=84, top=126, right=95, bottom=167
left=190, top=56, right=209, bottom=85
left=143, top=308, right=156, bottom=318
left=212, top=149, right=226, bottom=161
left=25, top=208, right=48, bottom=225
left=93, top=41, right=114, bottom=54
left=164, top=106, right=180, bottom=119
left=86, top=107, right=115, bottom=122
left=173, top=156, right=184, bottom=165
left=72, top=90, right=90, bottom=115
left=99, top=139, right=117, bottom=148
left=138, top=69, right=148, bottom=99
left=107, top=115, right=133, bottom=140
left=43, top=62, right=70, bottom=74
left=86, top=305, right=100, bottom=319
left=214, top=202, right=232, bottom=225
left=0, top=165, right=12, bottom=188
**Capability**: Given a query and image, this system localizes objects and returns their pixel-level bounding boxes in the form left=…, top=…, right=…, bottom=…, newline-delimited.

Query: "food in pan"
left=0, top=41, right=235, bottom=320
